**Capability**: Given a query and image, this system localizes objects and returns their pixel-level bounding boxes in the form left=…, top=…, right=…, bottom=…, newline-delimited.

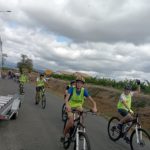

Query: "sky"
left=0, top=0, right=150, bottom=80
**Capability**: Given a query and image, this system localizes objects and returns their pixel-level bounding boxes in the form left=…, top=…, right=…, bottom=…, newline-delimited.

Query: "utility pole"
left=0, top=37, right=2, bottom=78
left=0, top=10, right=11, bottom=78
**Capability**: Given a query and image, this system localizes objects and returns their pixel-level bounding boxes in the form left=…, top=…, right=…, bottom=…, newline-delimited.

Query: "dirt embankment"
left=30, top=74, right=150, bottom=131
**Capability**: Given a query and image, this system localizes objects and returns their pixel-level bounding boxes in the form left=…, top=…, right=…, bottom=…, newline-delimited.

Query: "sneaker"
left=60, top=136, right=68, bottom=143
left=124, top=136, right=130, bottom=144
left=60, top=137, right=65, bottom=143
left=35, top=102, right=38, bottom=105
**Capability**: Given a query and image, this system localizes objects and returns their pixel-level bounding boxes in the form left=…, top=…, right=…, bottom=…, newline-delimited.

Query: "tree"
left=17, top=54, right=33, bottom=73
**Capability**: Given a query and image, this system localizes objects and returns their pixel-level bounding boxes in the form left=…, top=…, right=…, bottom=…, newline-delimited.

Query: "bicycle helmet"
left=70, top=80, right=75, bottom=85
left=124, top=84, right=132, bottom=91
left=40, top=73, right=44, bottom=77
left=76, top=76, right=85, bottom=84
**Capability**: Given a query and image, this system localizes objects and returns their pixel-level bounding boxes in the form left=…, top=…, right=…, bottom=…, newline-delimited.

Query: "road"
left=0, top=79, right=148, bottom=150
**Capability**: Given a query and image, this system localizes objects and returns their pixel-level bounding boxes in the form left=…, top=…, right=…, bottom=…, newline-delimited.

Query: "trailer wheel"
left=11, top=111, right=18, bottom=120
left=19, top=102, right=21, bottom=108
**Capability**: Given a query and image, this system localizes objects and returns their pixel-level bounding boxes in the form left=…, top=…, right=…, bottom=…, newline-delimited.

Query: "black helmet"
left=70, top=80, right=75, bottom=85
left=40, top=73, right=44, bottom=77
left=124, top=84, right=132, bottom=90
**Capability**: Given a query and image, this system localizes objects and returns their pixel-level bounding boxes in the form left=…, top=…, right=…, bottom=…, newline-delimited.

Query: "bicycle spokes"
left=75, top=132, right=91, bottom=150
left=130, top=128, right=150, bottom=150
left=108, top=117, right=121, bottom=141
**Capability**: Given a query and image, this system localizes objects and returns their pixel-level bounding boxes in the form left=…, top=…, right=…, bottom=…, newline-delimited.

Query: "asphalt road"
left=0, top=79, right=149, bottom=150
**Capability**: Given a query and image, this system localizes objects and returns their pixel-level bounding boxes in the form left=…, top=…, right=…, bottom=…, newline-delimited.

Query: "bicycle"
left=62, top=109, right=94, bottom=150
left=107, top=113, right=150, bottom=150
left=36, top=87, right=46, bottom=109
left=61, top=103, right=67, bottom=122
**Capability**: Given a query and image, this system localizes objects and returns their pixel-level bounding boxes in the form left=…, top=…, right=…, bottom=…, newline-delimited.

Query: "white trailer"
left=0, top=94, right=21, bottom=120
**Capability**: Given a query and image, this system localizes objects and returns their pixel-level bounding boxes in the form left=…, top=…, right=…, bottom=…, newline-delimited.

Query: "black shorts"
left=118, top=109, right=128, bottom=117
left=36, top=86, right=44, bottom=92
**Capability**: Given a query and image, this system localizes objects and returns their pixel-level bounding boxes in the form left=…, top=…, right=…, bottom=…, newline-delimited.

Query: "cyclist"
left=19, top=70, right=28, bottom=94
left=64, top=80, right=76, bottom=99
left=35, top=73, right=48, bottom=104
left=61, top=76, right=97, bottom=142
left=117, top=80, right=141, bottom=143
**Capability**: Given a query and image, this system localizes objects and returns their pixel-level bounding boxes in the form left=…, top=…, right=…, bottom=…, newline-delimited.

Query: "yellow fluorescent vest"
left=117, top=93, right=132, bottom=110
left=69, top=87, right=85, bottom=108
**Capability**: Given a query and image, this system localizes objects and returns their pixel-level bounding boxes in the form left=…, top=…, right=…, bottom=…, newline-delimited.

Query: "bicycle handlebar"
left=71, top=108, right=97, bottom=115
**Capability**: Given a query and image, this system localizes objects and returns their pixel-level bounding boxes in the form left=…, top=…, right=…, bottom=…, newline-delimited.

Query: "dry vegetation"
left=29, top=73, right=150, bottom=132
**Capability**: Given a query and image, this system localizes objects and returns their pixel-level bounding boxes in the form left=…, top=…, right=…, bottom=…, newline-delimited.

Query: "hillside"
left=29, top=73, right=150, bottom=132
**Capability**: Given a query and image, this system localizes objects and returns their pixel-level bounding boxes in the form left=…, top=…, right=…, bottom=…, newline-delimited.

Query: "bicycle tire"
left=35, top=93, right=40, bottom=104
left=41, top=94, right=46, bottom=109
left=62, top=103, right=67, bottom=121
left=130, top=128, right=150, bottom=150
left=107, top=117, right=121, bottom=141
left=74, top=132, right=91, bottom=150
left=19, top=84, right=23, bottom=94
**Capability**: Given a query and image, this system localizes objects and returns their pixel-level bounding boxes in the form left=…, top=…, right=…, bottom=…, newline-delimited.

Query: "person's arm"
left=65, top=93, right=71, bottom=112
left=36, top=78, right=38, bottom=86
left=132, top=85, right=140, bottom=96
left=132, top=80, right=141, bottom=96
left=122, top=100, right=130, bottom=111
left=87, top=96, right=97, bottom=113
left=44, top=79, right=49, bottom=87
left=120, top=94, right=134, bottom=114
left=65, top=87, right=73, bottom=111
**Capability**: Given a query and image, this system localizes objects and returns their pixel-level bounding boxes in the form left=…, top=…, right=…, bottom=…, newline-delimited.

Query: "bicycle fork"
left=75, top=128, right=86, bottom=150
left=135, top=125, right=142, bottom=144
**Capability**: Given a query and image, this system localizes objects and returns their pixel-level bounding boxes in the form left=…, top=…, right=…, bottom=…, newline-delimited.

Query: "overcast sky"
left=0, top=0, right=150, bottom=80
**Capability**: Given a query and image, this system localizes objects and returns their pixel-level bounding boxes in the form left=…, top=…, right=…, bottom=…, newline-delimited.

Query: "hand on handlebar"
left=91, top=107, right=97, bottom=113
left=129, top=109, right=134, bottom=115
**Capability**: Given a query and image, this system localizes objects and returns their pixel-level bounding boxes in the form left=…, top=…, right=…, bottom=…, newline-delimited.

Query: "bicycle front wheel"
left=62, top=103, right=67, bottom=121
left=41, top=95, right=46, bottom=109
left=74, top=132, right=91, bottom=150
left=130, top=128, right=150, bottom=150
left=107, top=117, right=121, bottom=141
left=19, top=84, right=23, bottom=94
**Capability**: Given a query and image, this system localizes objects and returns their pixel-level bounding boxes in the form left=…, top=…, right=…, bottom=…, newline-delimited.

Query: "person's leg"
left=35, top=87, right=40, bottom=104
left=120, top=113, right=133, bottom=124
left=64, top=112, right=74, bottom=137
left=118, top=109, right=133, bottom=124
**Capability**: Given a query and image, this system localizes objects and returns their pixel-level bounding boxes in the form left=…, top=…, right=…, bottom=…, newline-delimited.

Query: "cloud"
left=1, top=0, right=150, bottom=80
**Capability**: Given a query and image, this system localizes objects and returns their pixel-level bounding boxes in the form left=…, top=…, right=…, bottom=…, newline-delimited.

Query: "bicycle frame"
left=122, top=113, right=142, bottom=144
left=38, top=87, right=45, bottom=100
left=70, top=110, right=90, bottom=150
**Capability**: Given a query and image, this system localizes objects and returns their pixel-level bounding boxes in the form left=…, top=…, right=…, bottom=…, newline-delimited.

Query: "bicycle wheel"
left=19, top=84, right=23, bottom=94
left=41, top=94, right=46, bottom=109
left=130, top=128, right=150, bottom=150
left=63, top=139, right=71, bottom=149
left=74, top=132, right=91, bottom=150
left=107, top=117, right=121, bottom=141
left=62, top=103, right=67, bottom=121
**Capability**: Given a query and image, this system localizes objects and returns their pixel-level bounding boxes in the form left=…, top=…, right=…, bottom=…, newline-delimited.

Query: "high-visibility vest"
left=117, top=93, right=132, bottom=110
left=69, top=87, right=84, bottom=108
